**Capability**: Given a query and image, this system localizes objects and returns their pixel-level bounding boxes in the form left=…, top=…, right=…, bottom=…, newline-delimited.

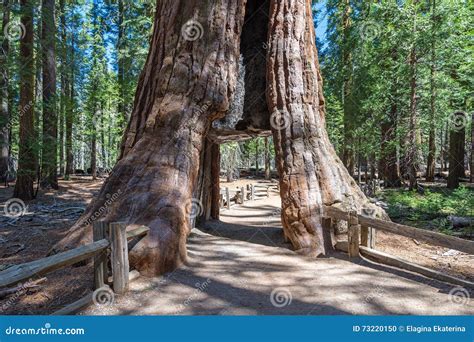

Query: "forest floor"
left=0, top=177, right=473, bottom=314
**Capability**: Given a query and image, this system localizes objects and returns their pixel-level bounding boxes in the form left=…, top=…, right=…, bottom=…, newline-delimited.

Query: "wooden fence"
left=0, top=222, right=149, bottom=314
left=3, top=203, right=470, bottom=314
left=323, top=206, right=474, bottom=289
left=219, top=184, right=279, bottom=209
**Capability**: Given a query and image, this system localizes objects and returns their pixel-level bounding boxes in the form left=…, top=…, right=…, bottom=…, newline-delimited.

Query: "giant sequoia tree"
left=56, top=0, right=383, bottom=276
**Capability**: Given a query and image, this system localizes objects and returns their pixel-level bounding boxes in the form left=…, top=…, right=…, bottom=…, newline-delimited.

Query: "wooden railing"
left=323, top=206, right=474, bottom=289
left=0, top=222, right=149, bottom=314
left=219, top=183, right=279, bottom=209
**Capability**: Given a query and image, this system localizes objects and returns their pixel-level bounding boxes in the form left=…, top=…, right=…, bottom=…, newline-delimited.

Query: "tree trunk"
left=379, top=48, right=401, bottom=188
left=255, top=139, right=259, bottom=175
left=90, top=106, right=97, bottom=180
left=58, top=0, right=67, bottom=176
left=443, top=122, right=448, bottom=171
left=264, top=136, right=271, bottom=180
left=117, top=0, right=127, bottom=131
left=0, top=0, right=10, bottom=182
left=266, top=0, right=384, bottom=256
left=40, top=0, right=58, bottom=189
left=407, top=1, right=419, bottom=190
left=14, top=0, right=36, bottom=200
left=426, top=0, right=437, bottom=182
left=54, top=0, right=246, bottom=276
left=341, top=0, right=354, bottom=177
left=447, top=122, right=465, bottom=189
left=65, top=34, right=74, bottom=177
left=471, top=111, right=474, bottom=183
left=210, top=143, right=220, bottom=220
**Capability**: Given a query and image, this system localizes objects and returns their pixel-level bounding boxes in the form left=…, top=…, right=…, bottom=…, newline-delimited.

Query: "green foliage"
left=319, top=0, right=473, bottom=165
left=382, top=186, right=474, bottom=233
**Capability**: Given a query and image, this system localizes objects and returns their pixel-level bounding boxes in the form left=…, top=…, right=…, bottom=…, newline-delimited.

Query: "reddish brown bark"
left=380, top=103, right=401, bottom=188
left=471, top=111, right=474, bottom=183
left=55, top=0, right=246, bottom=276
left=40, top=0, right=58, bottom=189
left=65, top=34, right=74, bottom=177
left=447, top=123, right=465, bottom=189
left=266, top=0, right=384, bottom=256
left=426, top=0, right=437, bottom=182
left=210, top=143, right=220, bottom=220
left=13, top=0, right=36, bottom=200
left=55, top=0, right=387, bottom=274
left=0, top=0, right=10, bottom=182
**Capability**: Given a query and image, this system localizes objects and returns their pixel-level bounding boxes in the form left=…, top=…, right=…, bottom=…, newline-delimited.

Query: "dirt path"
left=83, top=194, right=473, bottom=315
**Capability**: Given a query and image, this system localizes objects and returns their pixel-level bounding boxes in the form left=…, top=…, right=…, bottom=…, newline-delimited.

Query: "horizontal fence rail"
left=324, top=206, right=474, bottom=255
left=0, top=223, right=150, bottom=314
left=0, top=239, right=109, bottom=288
left=323, top=205, right=474, bottom=289
left=219, top=183, right=278, bottom=209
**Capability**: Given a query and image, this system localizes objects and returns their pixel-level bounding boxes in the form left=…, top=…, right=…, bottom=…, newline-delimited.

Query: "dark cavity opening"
left=212, top=0, right=271, bottom=141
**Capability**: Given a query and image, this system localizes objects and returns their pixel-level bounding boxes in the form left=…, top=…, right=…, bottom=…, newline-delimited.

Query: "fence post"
left=348, top=211, right=360, bottom=258
left=370, top=228, right=376, bottom=248
left=360, top=225, right=369, bottom=247
left=321, top=216, right=335, bottom=252
left=93, top=221, right=109, bottom=289
left=240, top=186, right=245, bottom=203
left=250, top=184, right=255, bottom=200
left=361, top=225, right=376, bottom=249
left=225, top=187, right=230, bottom=209
left=110, top=222, right=129, bottom=294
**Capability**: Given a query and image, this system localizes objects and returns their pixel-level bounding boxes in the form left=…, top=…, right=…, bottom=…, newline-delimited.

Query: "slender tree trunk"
left=100, top=102, right=106, bottom=171
left=470, top=111, right=473, bottom=183
left=370, top=153, right=376, bottom=182
left=117, top=0, right=127, bottom=131
left=65, top=34, right=74, bottom=177
left=40, top=0, right=58, bottom=189
left=54, top=0, right=246, bottom=276
left=266, top=0, right=385, bottom=256
left=426, top=0, right=437, bottom=182
left=58, top=100, right=65, bottom=176
left=443, top=122, right=448, bottom=171
left=90, top=104, right=97, bottom=180
left=447, top=123, right=465, bottom=189
left=264, top=136, right=270, bottom=180
left=255, top=139, right=259, bottom=175
left=380, top=83, right=401, bottom=188
left=341, top=0, right=354, bottom=177
left=58, top=0, right=67, bottom=176
left=14, top=0, right=36, bottom=200
left=210, top=143, right=220, bottom=220
left=0, top=0, right=10, bottom=182
left=407, top=0, right=419, bottom=190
